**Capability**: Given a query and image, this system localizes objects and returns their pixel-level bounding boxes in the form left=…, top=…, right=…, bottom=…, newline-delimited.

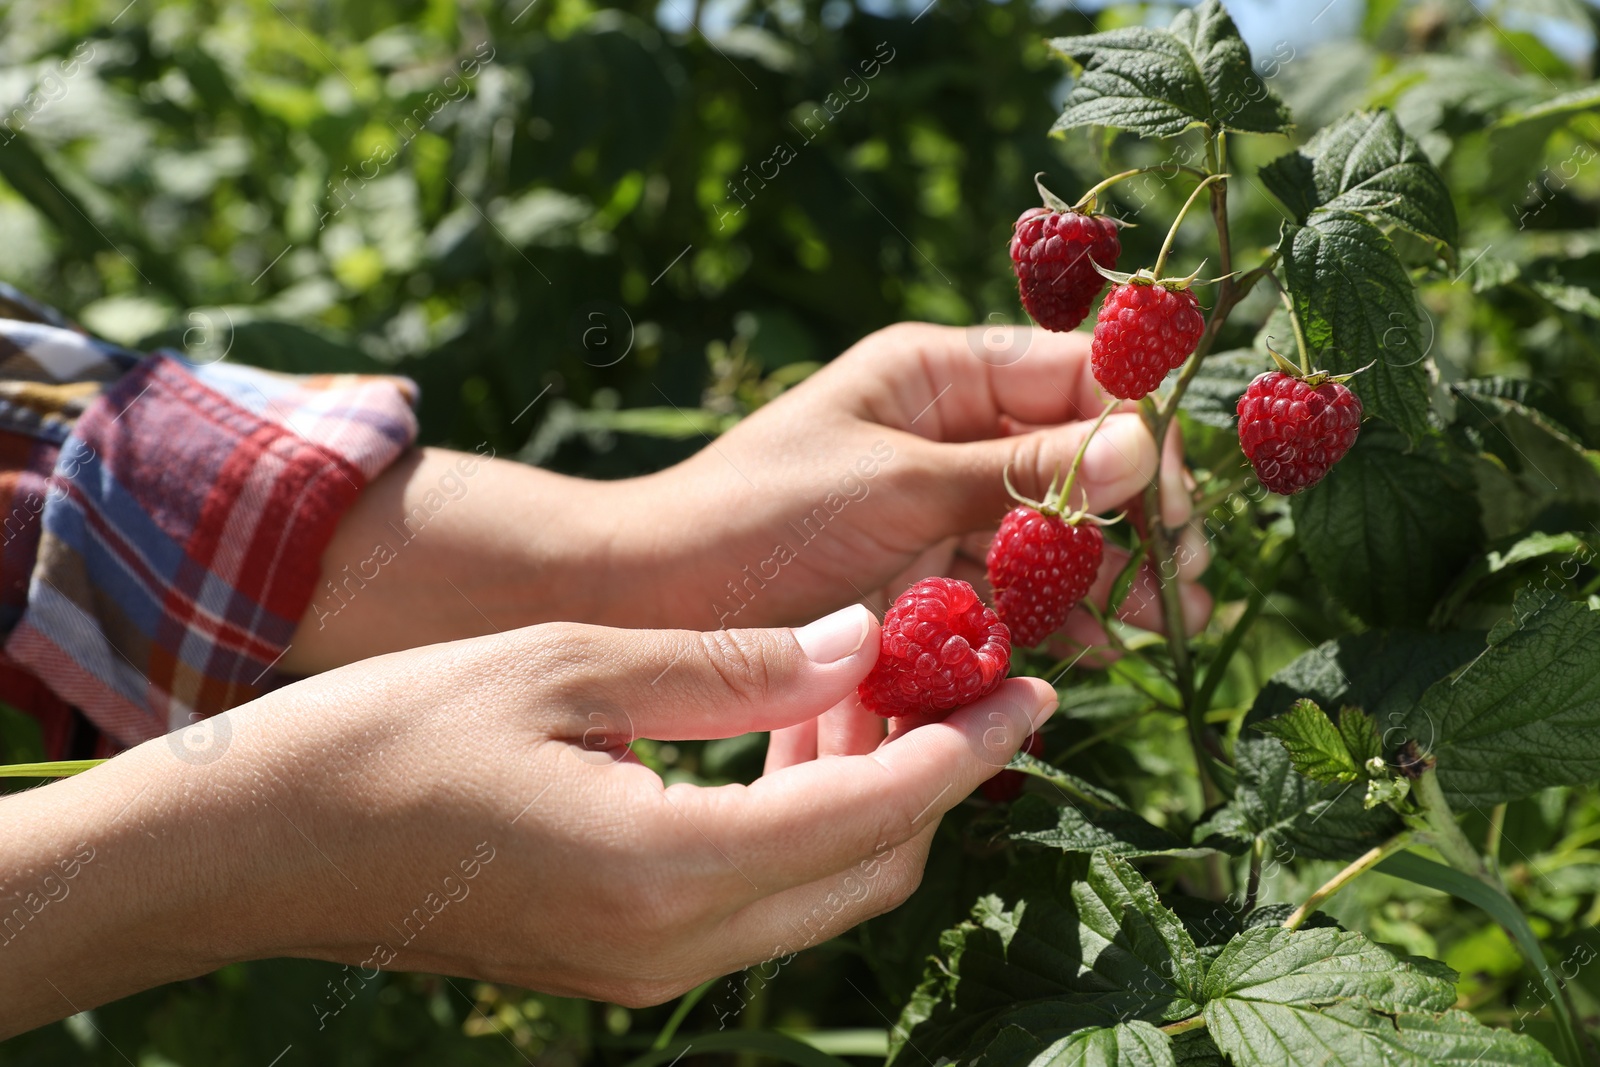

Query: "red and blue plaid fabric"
left=0, top=286, right=418, bottom=757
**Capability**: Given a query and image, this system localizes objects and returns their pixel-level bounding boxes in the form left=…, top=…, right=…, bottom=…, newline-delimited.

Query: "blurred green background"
left=2, top=0, right=1600, bottom=1062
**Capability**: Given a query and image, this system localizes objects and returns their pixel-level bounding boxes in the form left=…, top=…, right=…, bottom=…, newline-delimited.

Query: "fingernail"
left=794, top=604, right=872, bottom=664
left=1081, top=415, right=1153, bottom=488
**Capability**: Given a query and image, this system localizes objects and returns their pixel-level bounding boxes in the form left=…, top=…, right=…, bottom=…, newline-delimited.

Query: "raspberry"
left=980, top=730, right=1046, bottom=803
left=986, top=506, right=1104, bottom=647
left=857, top=577, right=1011, bottom=720
left=1010, top=206, right=1121, bottom=332
left=1090, top=282, right=1205, bottom=400
left=1236, top=371, right=1363, bottom=494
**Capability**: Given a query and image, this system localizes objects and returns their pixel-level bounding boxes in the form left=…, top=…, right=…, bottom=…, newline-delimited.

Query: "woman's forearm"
left=282, top=446, right=650, bottom=674
left=0, top=745, right=248, bottom=1037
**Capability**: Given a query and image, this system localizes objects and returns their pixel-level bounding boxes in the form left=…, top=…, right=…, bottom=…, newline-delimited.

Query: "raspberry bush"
left=872, top=4, right=1600, bottom=1066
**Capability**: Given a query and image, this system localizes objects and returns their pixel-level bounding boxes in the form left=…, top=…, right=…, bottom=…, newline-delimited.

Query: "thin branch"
left=1283, top=832, right=1414, bottom=930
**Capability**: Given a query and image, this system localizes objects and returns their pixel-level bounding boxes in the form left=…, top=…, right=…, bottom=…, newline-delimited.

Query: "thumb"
left=921, top=411, right=1157, bottom=534
left=571, top=605, right=881, bottom=742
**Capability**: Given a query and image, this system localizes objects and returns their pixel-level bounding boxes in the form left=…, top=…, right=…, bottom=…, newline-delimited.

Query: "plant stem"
left=1153, top=173, right=1226, bottom=280
left=1262, top=270, right=1312, bottom=376
left=1051, top=398, right=1119, bottom=514
left=1070, top=165, right=1204, bottom=212
left=1486, top=802, right=1507, bottom=878
left=1245, top=835, right=1264, bottom=912
left=1412, top=768, right=1499, bottom=888
left=1161, top=1015, right=1208, bottom=1036
left=1283, top=833, right=1414, bottom=930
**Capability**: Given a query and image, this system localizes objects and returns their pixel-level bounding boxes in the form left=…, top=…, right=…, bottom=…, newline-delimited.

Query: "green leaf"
left=1401, top=586, right=1600, bottom=806
left=1434, top=531, right=1596, bottom=624
left=992, top=1021, right=1177, bottom=1067
left=1259, top=110, right=1457, bottom=251
left=890, top=855, right=1206, bottom=1065
left=1291, top=424, right=1484, bottom=627
left=1278, top=212, right=1432, bottom=436
left=1007, top=788, right=1204, bottom=859
left=1049, top=0, right=1290, bottom=139
left=1199, top=735, right=1397, bottom=861
left=1255, top=699, right=1361, bottom=784
left=1059, top=684, right=1155, bottom=722
left=1376, top=849, right=1576, bottom=1064
left=1338, top=707, right=1383, bottom=768
left=1450, top=382, right=1600, bottom=539
left=1178, top=349, right=1261, bottom=429
left=1200, top=631, right=1482, bottom=860
left=1202, top=928, right=1554, bottom=1067
left=1204, top=926, right=1456, bottom=1010
left=1486, top=85, right=1600, bottom=187
left=1206, top=1000, right=1560, bottom=1067
left=1246, top=628, right=1487, bottom=732
left=1072, top=853, right=1207, bottom=1013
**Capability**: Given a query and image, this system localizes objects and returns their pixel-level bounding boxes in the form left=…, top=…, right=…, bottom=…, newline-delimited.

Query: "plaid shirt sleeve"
left=0, top=285, right=419, bottom=758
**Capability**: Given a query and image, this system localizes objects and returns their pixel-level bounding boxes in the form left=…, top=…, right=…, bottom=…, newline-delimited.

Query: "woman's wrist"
left=0, top=741, right=262, bottom=1036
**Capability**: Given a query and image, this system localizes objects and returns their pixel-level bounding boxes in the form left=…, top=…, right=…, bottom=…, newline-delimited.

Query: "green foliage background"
left=2, top=0, right=1600, bottom=1063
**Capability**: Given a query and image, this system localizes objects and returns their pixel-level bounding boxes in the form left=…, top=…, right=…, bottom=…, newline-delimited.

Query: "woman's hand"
left=0, top=605, right=1055, bottom=1035
left=284, top=323, right=1207, bottom=674
left=627, top=324, right=1211, bottom=649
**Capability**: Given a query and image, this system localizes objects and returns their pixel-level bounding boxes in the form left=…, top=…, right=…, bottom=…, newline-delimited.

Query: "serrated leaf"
left=1205, top=736, right=1396, bottom=861
left=1451, top=385, right=1600, bottom=538
left=1255, top=699, right=1361, bottom=784
left=1024, top=1021, right=1176, bottom=1067
left=1260, top=109, right=1456, bottom=251
left=1200, top=631, right=1481, bottom=860
left=890, top=856, right=1206, bottom=1065
left=1203, top=926, right=1457, bottom=1010
left=1008, top=793, right=1201, bottom=858
left=1278, top=212, right=1432, bottom=436
left=1401, top=586, right=1600, bottom=806
left=1338, top=707, right=1383, bottom=767
left=1178, top=349, right=1261, bottom=429
left=1202, top=928, right=1553, bottom=1067
left=1073, top=853, right=1207, bottom=1013
left=1206, top=1000, right=1560, bottom=1067
left=1049, top=0, right=1290, bottom=139
left=1291, top=423, right=1484, bottom=627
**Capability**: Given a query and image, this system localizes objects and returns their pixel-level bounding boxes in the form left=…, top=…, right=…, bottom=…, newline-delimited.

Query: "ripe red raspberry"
left=1090, top=282, right=1205, bottom=400
left=1010, top=207, right=1121, bottom=332
left=1236, top=370, right=1363, bottom=494
left=857, top=577, right=1011, bottom=720
left=986, top=506, right=1104, bottom=647
left=980, top=730, right=1045, bottom=803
